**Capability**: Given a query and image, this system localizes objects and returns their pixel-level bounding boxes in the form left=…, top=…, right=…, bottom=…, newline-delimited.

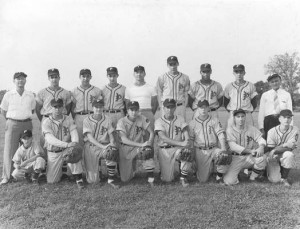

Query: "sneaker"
left=148, top=177, right=155, bottom=188
left=280, top=178, right=291, bottom=187
left=0, top=178, right=9, bottom=185
left=180, top=178, right=189, bottom=188
left=76, top=180, right=85, bottom=189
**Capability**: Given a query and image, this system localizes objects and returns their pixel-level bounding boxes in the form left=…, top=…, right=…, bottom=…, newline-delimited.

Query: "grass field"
left=1, top=110, right=300, bottom=229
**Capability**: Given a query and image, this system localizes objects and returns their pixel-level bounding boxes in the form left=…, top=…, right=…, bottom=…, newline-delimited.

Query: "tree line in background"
left=1, top=52, right=300, bottom=107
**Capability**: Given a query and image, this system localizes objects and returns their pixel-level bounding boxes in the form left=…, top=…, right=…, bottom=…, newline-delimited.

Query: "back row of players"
left=0, top=56, right=296, bottom=189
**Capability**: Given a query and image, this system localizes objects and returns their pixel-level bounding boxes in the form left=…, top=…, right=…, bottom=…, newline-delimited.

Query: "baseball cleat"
left=108, top=181, right=120, bottom=189
left=76, top=180, right=85, bottom=189
left=280, top=178, right=291, bottom=187
left=0, top=178, right=9, bottom=185
left=180, top=178, right=189, bottom=188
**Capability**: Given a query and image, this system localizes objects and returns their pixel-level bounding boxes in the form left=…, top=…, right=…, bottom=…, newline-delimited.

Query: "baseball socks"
left=74, top=174, right=84, bottom=189
left=180, top=170, right=189, bottom=188
left=107, top=165, right=120, bottom=189
left=280, top=166, right=291, bottom=187
left=147, top=171, right=155, bottom=188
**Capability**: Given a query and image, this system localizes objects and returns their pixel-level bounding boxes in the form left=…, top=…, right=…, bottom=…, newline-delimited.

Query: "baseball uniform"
left=116, top=114, right=155, bottom=182
left=188, top=115, right=227, bottom=182
left=224, top=125, right=267, bottom=185
left=155, top=115, right=192, bottom=182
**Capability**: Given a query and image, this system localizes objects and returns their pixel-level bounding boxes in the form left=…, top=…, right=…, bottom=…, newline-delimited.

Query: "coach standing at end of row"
left=0, top=72, right=36, bottom=185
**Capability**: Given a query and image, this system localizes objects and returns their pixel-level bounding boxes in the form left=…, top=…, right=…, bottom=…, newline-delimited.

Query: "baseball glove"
left=215, top=150, right=232, bottom=165
left=136, top=146, right=154, bottom=160
left=63, top=144, right=83, bottom=164
left=105, top=146, right=119, bottom=162
left=178, top=148, right=195, bottom=162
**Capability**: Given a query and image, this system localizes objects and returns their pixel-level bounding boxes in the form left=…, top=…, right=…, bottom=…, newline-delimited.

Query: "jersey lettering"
left=116, top=93, right=122, bottom=102
left=243, top=91, right=250, bottom=100
left=247, top=135, right=254, bottom=145
left=175, top=126, right=181, bottom=135
left=135, top=126, right=143, bottom=135
left=210, top=91, right=217, bottom=99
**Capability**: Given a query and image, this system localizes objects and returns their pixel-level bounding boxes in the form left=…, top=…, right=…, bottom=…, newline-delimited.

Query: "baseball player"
left=83, top=99, right=119, bottom=188
left=266, top=109, right=298, bottom=187
left=42, top=99, right=84, bottom=189
left=258, top=74, right=293, bottom=139
left=101, top=67, right=126, bottom=126
left=116, top=101, right=155, bottom=186
left=223, top=109, right=267, bottom=185
left=188, top=100, right=228, bottom=183
left=224, top=65, right=258, bottom=127
left=157, top=56, right=190, bottom=120
left=11, top=130, right=46, bottom=184
left=71, top=69, right=102, bottom=147
left=155, top=98, right=192, bottom=187
left=0, top=72, right=36, bottom=185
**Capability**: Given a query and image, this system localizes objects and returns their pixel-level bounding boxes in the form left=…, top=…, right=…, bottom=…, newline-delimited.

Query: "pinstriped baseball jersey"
left=42, top=115, right=76, bottom=152
left=188, top=80, right=223, bottom=110
left=157, top=72, right=190, bottom=103
left=83, top=115, right=114, bottom=143
left=188, top=116, right=224, bottom=147
left=13, top=142, right=43, bottom=164
left=267, top=125, right=299, bottom=148
left=71, top=85, right=102, bottom=113
left=116, top=114, right=150, bottom=143
left=224, top=81, right=257, bottom=111
left=101, top=84, right=126, bottom=110
left=154, top=115, right=187, bottom=146
left=36, top=87, right=72, bottom=115
left=227, top=125, right=263, bottom=150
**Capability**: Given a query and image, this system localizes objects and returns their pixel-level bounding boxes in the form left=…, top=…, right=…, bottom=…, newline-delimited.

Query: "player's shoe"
left=280, top=178, right=291, bottom=187
left=76, top=180, right=85, bottom=189
left=108, top=181, right=120, bottom=189
left=61, top=174, right=70, bottom=182
left=32, top=172, right=40, bottom=185
left=148, top=177, right=155, bottom=188
left=180, top=177, right=189, bottom=188
left=216, top=175, right=224, bottom=184
left=24, top=173, right=32, bottom=183
left=0, top=178, right=9, bottom=185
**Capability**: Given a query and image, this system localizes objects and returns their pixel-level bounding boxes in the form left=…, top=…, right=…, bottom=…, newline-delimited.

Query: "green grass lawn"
left=1, top=110, right=300, bottom=229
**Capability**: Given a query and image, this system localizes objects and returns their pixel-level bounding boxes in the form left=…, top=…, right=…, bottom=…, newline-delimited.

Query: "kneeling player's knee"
left=223, top=173, right=239, bottom=185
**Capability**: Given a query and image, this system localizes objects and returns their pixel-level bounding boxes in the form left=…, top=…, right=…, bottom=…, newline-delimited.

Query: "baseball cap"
left=134, top=65, right=145, bottom=72
left=233, top=64, right=245, bottom=72
left=107, top=67, right=118, bottom=75
left=48, top=68, right=59, bottom=76
left=20, top=130, right=32, bottom=139
left=50, top=98, right=63, bottom=107
left=200, top=63, right=212, bottom=72
left=163, top=98, right=176, bottom=108
left=279, top=109, right=293, bottom=117
left=13, top=72, right=27, bottom=79
left=267, top=74, right=281, bottom=82
left=127, top=101, right=140, bottom=110
left=167, top=56, right=178, bottom=64
left=233, top=109, right=246, bottom=116
left=80, top=69, right=91, bottom=76
left=197, top=100, right=209, bottom=107
left=92, top=99, right=104, bottom=108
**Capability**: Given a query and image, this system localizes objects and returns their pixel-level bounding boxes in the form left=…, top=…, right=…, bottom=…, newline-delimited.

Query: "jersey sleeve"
left=213, top=118, right=225, bottom=136
left=42, top=118, right=54, bottom=135
left=267, top=128, right=277, bottom=147
left=250, top=83, right=258, bottom=99
left=216, top=82, right=224, bottom=98
left=35, top=89, right=44, bottom=105
left=30, top=93, right=36, bottom=110
left=116, top=118, right=127, bottom=134
left=185, top=76, right=190, bottom=92
left=65, top=91, right=72, bottom=105
left=188, top=83, right=196, bottom=98
left=154, top=118, right=165, bottom=133
left=12, top=148, right=22, bottom=163
left=125, top=87, right=131, bottom=100
left=156, top=76, right=164, bottom=94
left=224, top=84, right=230, bottom=99
left=285, top=127, right=299, bottom=145
left=150, top=85, right=157, bottom=96
left=82, top=118, right=93, bottom=136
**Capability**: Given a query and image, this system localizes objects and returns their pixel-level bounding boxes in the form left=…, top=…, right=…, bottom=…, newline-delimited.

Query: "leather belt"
left=43, top=115, right=50, bottom=118
left=232, top=152, right=242, bottom=156
left=8, top=118, right=32, bottom=122
left=104, top=110, right=122, bottom=113
left=49, top=149, right=64, bottom=153
left=76, top=111, right=94, bottom=115
left=177, top=103, right=183, bottom=106
left=198, top=146, right=214, bottom=150
left=160, top=145, right=174, bottom=149
left=210, top=108, right=218, bottom=111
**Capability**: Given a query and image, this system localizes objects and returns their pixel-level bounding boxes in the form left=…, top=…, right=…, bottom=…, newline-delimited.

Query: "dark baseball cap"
left=200, top=63, right=212, bottom=72
left=127, top=101, right=140, bottom=110
left=48, top=68, right=59, bottom=76
left=167, top=56, right=178, bottom=64
left=279, top=109, right=293, bottom=117
left=92, top=99, right=104, bottom=108
left=267, top=74, right=281, bottom=82
left=50, top=98, right=63, bottom=107
left=13, top=72, right=27, bottom=79
left=233, top=64, right=245, bottom=72
left=80, top=69, right=91, bottom=76
left=163, top=98, right=176, bottom=108
left=20, top=129, right=32, bottom=139
left=134, top=65, right=145, bottom=72
left=233, top=109, right=246, bottom=116
left=107, top=67, right=118, bottom=75
left=197, top=100, right=209, bottom=107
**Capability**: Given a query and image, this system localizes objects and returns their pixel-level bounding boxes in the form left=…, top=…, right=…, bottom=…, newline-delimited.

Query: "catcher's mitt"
left=136, top=146, right=154, bottom=160
left=63, top=144, right=83, bottom=164
left=215, top=150, right=232, bottom=165
left=105, top=146, right=119, bottom=162
left=178, top=148, right=195, bottom=162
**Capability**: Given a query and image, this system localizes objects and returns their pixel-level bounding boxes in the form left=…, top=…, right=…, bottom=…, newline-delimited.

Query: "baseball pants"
left=119, top=144, right=155, bottom=182
left=47, top=150, right=83, bottom=183
left=266, top=151, right=295, bottom=183
left=2, top=119, right=32, bottom=180
left=158, top=147, right=192, bottom=182
left=194, top=147, right=228, bottom=182
left=12, top=157, right=46, bottom=180
left=223, top=154, right=267, bottom=185
left=227, top=111, right=254, bottom=129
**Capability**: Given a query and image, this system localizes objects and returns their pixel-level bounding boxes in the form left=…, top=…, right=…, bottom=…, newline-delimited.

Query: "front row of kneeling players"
left=11, top=97, right=298, bottom=189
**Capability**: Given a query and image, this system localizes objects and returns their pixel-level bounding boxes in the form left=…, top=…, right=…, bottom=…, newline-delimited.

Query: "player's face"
left=14, top=76, right=26, bottom=88
left=107, top=73, right=118, bottom=84
left=167, top=62, right=179, bottom=72
left=198, top=105, right=209, bottom=116
left=134, top=71, right=145, bottom=83
left=233, top=70, right=245, bottom=81
left=279, top=115, right=292, bottom=126
left=163, top=106, right=176, bottom=118
left=269, top=77, right=281, bottom=91
left=49, top=74, right=60, bottom=87
left=234, top=113, right=246, bottom=126
left=93, top=105, right=104, bottom=115
left=200, top=70, right=211, bottom=80
left=80, top=74, right=92, bottom=85
left=52, top=105, right=63, bottom=116
left=21, top=136, right=33, bottom=148
left=127, top=108, right=139, bottom=119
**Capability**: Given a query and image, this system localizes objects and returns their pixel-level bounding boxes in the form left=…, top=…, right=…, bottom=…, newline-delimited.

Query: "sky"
left=0, top=0, right=300, bottom=93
